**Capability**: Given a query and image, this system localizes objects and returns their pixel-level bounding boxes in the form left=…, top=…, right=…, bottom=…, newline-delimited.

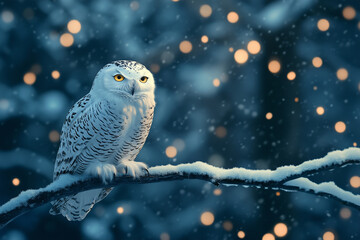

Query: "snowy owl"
left=49, top=60, right=155, bottom=221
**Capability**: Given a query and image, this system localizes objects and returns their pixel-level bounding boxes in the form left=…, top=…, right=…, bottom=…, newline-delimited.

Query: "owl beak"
left=131, top=84, right=135, bottom=95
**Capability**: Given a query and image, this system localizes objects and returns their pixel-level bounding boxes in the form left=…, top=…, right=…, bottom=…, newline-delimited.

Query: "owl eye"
left=114, top=74, right=125, bottom=82
left=140, top=76, right=148, bottom=83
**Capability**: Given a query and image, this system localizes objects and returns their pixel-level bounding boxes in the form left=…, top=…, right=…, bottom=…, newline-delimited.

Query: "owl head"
left=92, top=60, right=155, bottom=98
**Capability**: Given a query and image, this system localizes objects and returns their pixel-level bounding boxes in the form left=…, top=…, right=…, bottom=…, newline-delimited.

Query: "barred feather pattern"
left=50, top=90, right=155, bottom=221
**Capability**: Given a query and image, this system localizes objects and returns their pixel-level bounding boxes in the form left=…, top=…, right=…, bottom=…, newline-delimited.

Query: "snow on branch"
left=0, top=148, right=360, bottom=229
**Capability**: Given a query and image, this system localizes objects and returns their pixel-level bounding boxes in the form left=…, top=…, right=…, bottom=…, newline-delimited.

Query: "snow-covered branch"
left=0, top=148, right=359, bottom=229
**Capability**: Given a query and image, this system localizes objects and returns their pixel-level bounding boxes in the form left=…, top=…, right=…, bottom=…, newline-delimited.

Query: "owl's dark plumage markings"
left=50, top=60, right=155, bottom=221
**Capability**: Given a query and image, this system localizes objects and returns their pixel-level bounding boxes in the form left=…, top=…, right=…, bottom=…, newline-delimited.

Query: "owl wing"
left=51, top=93, right=126, bottom=220
left=53, top=93, right=124, bottom=180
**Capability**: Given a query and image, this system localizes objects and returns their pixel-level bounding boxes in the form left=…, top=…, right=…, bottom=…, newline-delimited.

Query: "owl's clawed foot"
left=86, top=163, right=117, bottom=184
left=117, top=161, right=148, bottom=178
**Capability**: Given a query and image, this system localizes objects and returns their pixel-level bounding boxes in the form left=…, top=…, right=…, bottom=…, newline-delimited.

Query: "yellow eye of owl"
left=140, top=76, right=148, bottom=83
left=114, top=74, right=124, bottom=82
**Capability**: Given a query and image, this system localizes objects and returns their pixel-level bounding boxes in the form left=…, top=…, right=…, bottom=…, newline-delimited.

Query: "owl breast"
left=111, top=97, right=155, bottom=164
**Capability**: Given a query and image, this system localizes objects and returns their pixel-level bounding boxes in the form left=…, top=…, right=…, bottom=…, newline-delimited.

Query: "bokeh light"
left=266, top=112, right=273, bottom=120
left=274, top=223, right=288, bottom=237
left=234, top=49, right=248, bottom=64
left=237, top=231, right=245, bottom=239
left=323, top=231, right=335, bottom=240
left=49, top=130, right=60, bottom=142
left=179, top=40, right=192, bottom=54
left=336, top=68, right=348, bottom=81
left=23, top=72, right=36, bottom=85
left=200, top=211, right=214, bottom=226
left=116, top=206, right=124, bottom=214
left=1, top=10, right=14, bottom=23
left=287, top=71, right=296, bottom=81
left=165, top=146, right=177, bottom=158
left=199, top=4, right=212, bottom=18
left=262, top=233, right=275, bottom=240
left=247, top=40, right=261, bottom=54
left=339, top=207, right=351, bottom=219
left=312, top=57, right=323, bottom=68
left=222, top=221, right=233, bottom=231
left=67, top=19, right=81, bottom=34
left=317, top=19, right=330, bottom=31
left=343, top=6, right=356, bottom=20
left=268, top=60, right=281, bottom=73
left=201, top=35, right=209, bottom=43
left=213, top=189, right=222, bottom=196
left=160, top=233, right=170, bottom=240
left=51, top=70, right=60, bottom=79
left=350, top=176, right=360, bottom=188
left=215, top=126, right=227, bottom=138
left=150, top=64, right=160, bottom=73
left=227, top=11, right=239, bottom=23
left=12, top=178, right=20, bottom=186
left=335, top=121, right=346, bottom=133
left=60, top=33, right=74, bottom=47
left=316, top=106, right=325, bottom=115
left=213, top=78, right=220, bottom=87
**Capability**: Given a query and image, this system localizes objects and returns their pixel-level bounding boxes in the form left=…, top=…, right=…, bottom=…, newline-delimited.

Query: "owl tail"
left=49, top=188, right=112, bottom=221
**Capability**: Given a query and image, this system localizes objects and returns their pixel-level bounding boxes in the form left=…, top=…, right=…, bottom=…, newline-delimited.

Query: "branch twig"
left=0, top=148, right=359, bottom=229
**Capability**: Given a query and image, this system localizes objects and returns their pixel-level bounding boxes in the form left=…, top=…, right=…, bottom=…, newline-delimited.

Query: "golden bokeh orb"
left=200, top=211, right=215, bottom=226
left=343, top=6, right=356, bottom=20
left=274, top=223, right=288, bottom=237
left=350, top=176, right=360, bottom=188
left=23, top=72, right=36, bottom=85
left=312, top=57, right=323, bottom=68
left=317, top=19, right=330, bottom=31
left=266, top=112, right=273, bottom=120
left=60, top=33, right=74, bottom=47
left=215, top=126, right=227, bottom=138
left=201, top=35, right=209, bottom=43
left=339, top=207, right=351, bottom=219
left=237, top=231, right=245, bottom=239
left=323, top=231, right=335, bottom=240
left=67, top=19, right=81, bottom=34
left=335, top=121, right=346, bottom=133
left=247, top=40, right=261, bottom=54
left=316, top=106, right=325, bottom=115
left=179, top=40, right=192, bottom=54
left=336, top=68, right=348, bottom=81
left=287, top=71, right=296, bottom=81
left=199, top=4, right=212, bottom=18
left=227, top=11, right=239, bottom=23
left=117, top=206, right=124, bottom=214
left=49, top=130, right=60, bottom=142
left=12, top=178, right=20, bottom=186
left=51, top=70, right=60, bottom=79
left=262, top=233, right=275, bottom=240
left=213, top=78, right=220, bottom=87
left=268, top=60, right=281, bottom=73
left=234, top=49, right=248, bottom=64
left=165, top=146, right=177, bottom=158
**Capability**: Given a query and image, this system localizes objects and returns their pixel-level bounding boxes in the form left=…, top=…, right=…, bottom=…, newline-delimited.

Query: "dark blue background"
left=0, top=0, right=359, bottom=239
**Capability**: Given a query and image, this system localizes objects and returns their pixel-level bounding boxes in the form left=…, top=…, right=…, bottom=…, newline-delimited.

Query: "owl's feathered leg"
left=117, top=160, right=148, bottom=178
left=85, top=162, right=117, bottom=184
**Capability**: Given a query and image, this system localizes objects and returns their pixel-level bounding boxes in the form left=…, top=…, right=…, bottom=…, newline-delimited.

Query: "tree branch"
left=0, top=148, right=359, bottom=229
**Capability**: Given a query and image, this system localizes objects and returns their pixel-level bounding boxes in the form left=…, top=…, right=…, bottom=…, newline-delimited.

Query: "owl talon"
left=117, top=161, right=148, bottom=178
left=144, top=168, right=150, bottom=176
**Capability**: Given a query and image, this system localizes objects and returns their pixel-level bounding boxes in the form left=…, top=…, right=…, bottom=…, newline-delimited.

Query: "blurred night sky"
left=0, top=0, right=359, bottom=239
